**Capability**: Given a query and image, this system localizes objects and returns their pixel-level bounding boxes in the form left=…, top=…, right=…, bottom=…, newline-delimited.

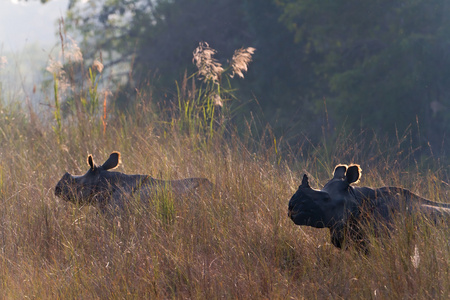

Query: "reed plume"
left=93, top=60, right=104, bottom=73
left=192, top=42, right=224, bottom=84
left=230, top=47, right=256, bottom=79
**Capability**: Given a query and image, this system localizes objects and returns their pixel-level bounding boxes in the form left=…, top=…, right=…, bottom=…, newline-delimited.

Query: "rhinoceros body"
left=288, top=164, right=450, bottom=250
left=55, top=152, right=212, bottom=214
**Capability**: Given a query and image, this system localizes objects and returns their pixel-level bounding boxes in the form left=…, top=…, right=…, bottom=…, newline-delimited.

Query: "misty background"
left=2, top=0, right=450, bottom=159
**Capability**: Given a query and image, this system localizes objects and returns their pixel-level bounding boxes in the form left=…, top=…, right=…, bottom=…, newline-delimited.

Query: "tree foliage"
left=65, top=0, right=450, bottom=154
left=278, top=0, right=450, bottom=152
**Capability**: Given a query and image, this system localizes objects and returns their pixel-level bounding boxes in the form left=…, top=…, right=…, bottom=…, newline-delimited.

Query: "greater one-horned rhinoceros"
left=288, top=164, right=450, bottom=250
left=55, top=152, right=212, bottom=214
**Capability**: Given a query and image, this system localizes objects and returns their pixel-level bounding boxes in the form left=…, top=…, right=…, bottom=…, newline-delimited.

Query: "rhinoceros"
left=288, top=164, right=450, bottom=250
left=55, top=152, right=212, bottom=214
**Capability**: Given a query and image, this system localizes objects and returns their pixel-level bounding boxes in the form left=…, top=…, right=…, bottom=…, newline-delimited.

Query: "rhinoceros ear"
left=300, top=174, right=310, bottom=188
left=87, top=154, right=96, bottom=170
left=346, top=164, right=361, bottom=184
left=333, top=164, right=348, bottom=179
left=101, top=152, right=121, bottom=170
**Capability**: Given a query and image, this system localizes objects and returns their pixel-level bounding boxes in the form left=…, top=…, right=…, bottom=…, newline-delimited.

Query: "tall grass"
left=51, top=73, right=63, bottom=144
left=0, top=41, right=448, bottom=299
left=176, top=42, right=255, bottom=138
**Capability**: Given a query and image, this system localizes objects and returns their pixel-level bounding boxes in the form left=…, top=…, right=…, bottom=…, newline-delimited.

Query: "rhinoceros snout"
left=55, top=185, right=62, bottom=196
left=55, top=172, right=72, bottom=197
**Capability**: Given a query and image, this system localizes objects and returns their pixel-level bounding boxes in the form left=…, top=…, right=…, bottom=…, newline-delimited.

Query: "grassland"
left=1, top=39, right=449, bottom=298
left=0, top=95, right=449, bottom=299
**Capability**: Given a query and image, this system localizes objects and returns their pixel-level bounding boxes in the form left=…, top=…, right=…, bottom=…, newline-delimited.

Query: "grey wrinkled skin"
left=288, top=164, right=450, bottom=251
left=55, top=152, right=212, bottom=215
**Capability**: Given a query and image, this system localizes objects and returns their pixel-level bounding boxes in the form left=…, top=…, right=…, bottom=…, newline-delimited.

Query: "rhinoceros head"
left=54, top=152, right=121, bottom=205
left=288, top=174, right=335, bottom=228
left=288, top=164, right=362, bottom=229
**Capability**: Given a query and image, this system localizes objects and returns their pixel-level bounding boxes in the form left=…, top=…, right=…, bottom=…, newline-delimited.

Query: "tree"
left=66, top=0, right=252, bottom=107
left=65, top=0, right=320, bottom=134
left=278, top=0, right=450, bottom=153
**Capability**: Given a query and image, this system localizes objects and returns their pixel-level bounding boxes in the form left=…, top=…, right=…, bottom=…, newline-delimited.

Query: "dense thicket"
left=65, top=0, right=450, bottom=155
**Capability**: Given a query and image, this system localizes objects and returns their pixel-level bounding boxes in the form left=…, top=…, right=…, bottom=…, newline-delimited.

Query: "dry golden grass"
left=0, top=100, right=449, bottom=299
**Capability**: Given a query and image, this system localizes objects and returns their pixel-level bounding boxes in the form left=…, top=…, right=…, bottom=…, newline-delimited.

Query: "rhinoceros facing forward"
left=288, top=164, right=450, bottom=250
left=55, top=152, right=212, bottom=214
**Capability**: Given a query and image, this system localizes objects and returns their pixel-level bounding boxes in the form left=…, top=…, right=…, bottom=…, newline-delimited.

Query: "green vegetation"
left=64, top=0, right=450, bottom=155
left=1, top=1, right=450, bottom=297
left=0, top=40, right=449, bottom=298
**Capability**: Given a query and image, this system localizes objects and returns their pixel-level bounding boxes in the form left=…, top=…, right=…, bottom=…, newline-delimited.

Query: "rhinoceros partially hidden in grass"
left=288, top=164, right=450, bottom=250
left=55, top=152, right=212, bottom=214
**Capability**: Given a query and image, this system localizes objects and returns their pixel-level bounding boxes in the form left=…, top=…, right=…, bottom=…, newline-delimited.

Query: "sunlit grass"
left=0, top=97, right=449, bottom=298
left=0, top=37, right=448, bottom=298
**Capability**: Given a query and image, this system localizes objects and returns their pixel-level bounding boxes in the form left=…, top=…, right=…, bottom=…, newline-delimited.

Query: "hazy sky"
left=0, top=0, right=69, bottom=53
left=0, top=0, right=70, bottom=104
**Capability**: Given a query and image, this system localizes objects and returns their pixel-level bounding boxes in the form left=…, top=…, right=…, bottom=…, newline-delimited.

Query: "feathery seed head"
left=64, top=36, right=83, bottom=63
left=230, top=47, right=255, bottom=79
left=93, top=60, right=104, bottom=73
left=193, top=42, right=224, bottom=84
left=46, top=59, right=64, bottom=76
left=213, top=94, right=223, bottom=107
